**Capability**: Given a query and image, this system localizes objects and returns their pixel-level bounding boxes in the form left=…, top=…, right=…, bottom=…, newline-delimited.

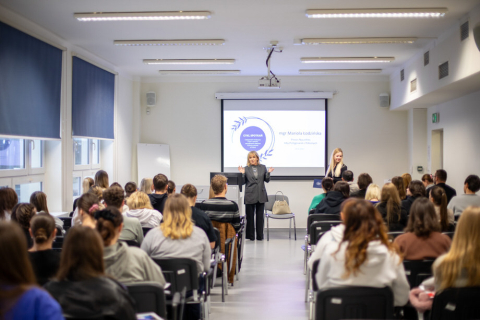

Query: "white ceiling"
left=1, top=0, right=480, bottom=77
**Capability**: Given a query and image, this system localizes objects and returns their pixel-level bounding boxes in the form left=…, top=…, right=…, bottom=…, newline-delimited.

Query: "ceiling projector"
left=259, top=41, right=282, bottom=89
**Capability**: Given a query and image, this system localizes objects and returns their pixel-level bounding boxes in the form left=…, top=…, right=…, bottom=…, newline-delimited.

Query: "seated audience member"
left=75, top=193, right=101, bottom=228
left=96, top=207, right=166, bottom=285
left=197, top=175, right=241, bottom=232
left=430, top=186, right=455, bottom=231
left=139, top=178, right=153, bottom=195
left=365, top=183, right=381, bottom=204
left=181, top=184, right=217, bottom=248
left=124, top=181, right=137, bottom=198
left=392, top=176, right=407, bottom=200
left=401, top=180, right=426, bottom=215
left=95, top=169, right=109, bottom=189
left=394, top=198, right=451, bottom=260
left=104, top=186, right=143, bottom=245
left=376, top=183, right=408, bottom=232
left=44, top=226, right=136, bottom=320
left=30, top=191, right=64, bottom=233
left=315, top=181, right=350, bottom=215
left=110, top=184, right=129, bottom=213
left=402, top=173, right=412, bottom=195
left=73, top=177, right=94, bottom=211
left=427, top=169, right=456, bottom=203
left=126, top=191, right=162, bottom=228
left=0, top=222, right=63, bottom=319
left=315, top=199, right=409, bottom=307
left=28, top=213, right=60, bottom=286
left=448, top=174, right=480, bottom=216
left=167, top=180, right=176, bottom=196
left=71, top=186, right=105, bottom=226
left=308, top=177, right=334, bottom=214
left=421, top=174, right=434, bottom=190
left=0, top=187, right=18, bottom=221
left=342, top=170, right=359, bottom=194
left=350, top=173, right=373, bottom=199
left=149, top=174, right=169, bottom=214
left=11, top=203, right=36, bottom=249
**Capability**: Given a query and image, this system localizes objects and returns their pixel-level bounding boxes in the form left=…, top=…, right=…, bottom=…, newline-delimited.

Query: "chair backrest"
left=315, top=286, right=394, bottom=320
left=307, top=214, right=341, bottom=235
left=265, top=195, right=276, bottom=211
left=213, top=227, right=221, bottom=252
left=310, top=221, right=342, bottom=245
left=59, top=216, right=72, bottom=229
left=153, top=258, right=198, bottom=294
left=121, top=240, right=140, bottom=247
left=142, top=227, right=152, bottom=237
left=442, top=231, right=455, bottom=240
left=403, top=260, right=435, bottom=288
left=125, top=281, right=166, bottom=319
left=53, top=236, right=64, bottom=249
left=431, top=286, right=480, bottom=320
left=387, top=231, right=404, bottom=241
left=311, top=259, right=321, bottom=292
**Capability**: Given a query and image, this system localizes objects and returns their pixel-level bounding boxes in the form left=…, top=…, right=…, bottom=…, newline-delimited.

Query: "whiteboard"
left=137, top=143, right=171, bottom=183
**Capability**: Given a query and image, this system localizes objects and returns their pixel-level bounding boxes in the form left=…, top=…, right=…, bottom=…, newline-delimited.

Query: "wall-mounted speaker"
left=379, top=93, right=390, bottom=108
left=474, top=22, right=480, bottom=52
left=146, top=92, right=156, bottom=107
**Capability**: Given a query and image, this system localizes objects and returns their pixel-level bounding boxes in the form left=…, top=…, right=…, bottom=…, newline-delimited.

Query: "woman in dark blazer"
left=238, top=151, right=274, bottom=241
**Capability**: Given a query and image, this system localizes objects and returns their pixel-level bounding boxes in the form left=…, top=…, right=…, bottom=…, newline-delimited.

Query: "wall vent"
left=439, top=61, right=449, bottom=79
left=424, top=51, right=430, bottom=66
left=460, top=21, right=469, bottom=41
left=410, top=78, right=417, bottom=92
left=400, top=69, right=405, bottom=81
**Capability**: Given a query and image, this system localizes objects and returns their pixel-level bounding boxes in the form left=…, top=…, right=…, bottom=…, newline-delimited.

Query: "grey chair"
left=125, top=281, right=166, bottom=319
left=264, top=194, right=296, bottom=241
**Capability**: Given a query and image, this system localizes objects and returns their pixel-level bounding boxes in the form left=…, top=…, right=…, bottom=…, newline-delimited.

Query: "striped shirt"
left=197, top=197, right=241, bottom=232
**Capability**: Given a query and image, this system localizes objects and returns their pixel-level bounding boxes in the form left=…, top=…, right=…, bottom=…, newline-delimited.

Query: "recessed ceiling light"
left=301, top=37, right=417, bottom=44
left=114, top=39, right=225, bottom=46
left=299, top=69, right=382, bottom=74
left=306, top=8, right=448, bottom=18
left=144, top=59, right=235, bottom=65
left=74, top=11, right=211, bottom=21
left=301, top=57, right=395, bottom=63
left=158, top=70, right=241, bottom=75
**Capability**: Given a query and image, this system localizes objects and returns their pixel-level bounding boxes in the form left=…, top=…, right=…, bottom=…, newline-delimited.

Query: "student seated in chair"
left=448, top=174, right=480, bottom=216
left=148, top=173, right=169, bottom=214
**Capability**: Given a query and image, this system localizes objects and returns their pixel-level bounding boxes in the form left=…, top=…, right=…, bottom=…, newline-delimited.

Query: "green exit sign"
left=432, top=113, right=439, bottom=123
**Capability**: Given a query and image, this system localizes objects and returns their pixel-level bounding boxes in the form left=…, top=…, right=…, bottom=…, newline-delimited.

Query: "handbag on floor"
left=272, top=191, right=291, bottom=214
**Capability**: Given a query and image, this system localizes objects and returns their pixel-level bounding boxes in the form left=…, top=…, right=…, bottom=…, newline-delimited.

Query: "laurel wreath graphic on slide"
left=231, top=117, right=275, bottom=161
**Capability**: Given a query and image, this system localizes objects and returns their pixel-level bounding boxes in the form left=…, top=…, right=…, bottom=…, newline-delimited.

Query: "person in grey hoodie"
left=95, top=207, right=166, bottom=286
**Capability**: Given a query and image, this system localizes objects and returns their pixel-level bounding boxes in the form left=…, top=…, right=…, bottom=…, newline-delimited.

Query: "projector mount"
left=259, top=41, right=283, bottom=89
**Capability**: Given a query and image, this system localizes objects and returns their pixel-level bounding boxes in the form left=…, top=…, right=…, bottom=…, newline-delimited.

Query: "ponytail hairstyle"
left=161, top=194, right=194, bottom=240
left=327, top=148, right=344, bottom=178
left=0, top=187, right=18, bottom=220
left=30, top=213, right=56, bottom=245
left=29, top=191, right=49, bottom=214
left=82, top=177, right=94, bottom=194
left=431, top=186, right=449, bottom=231
left=11, top=203, right=36, bottom=230
left=167, top=180, right=176, bottom=196
left=381, top=183, right=401, bottom=224
left=77, top=193, right=100, bottom=218
left=321, top=177, right=334, bottom=192
left=95, top=207, right=123, bottom=247
left=391, top=176, right=406, bottom=200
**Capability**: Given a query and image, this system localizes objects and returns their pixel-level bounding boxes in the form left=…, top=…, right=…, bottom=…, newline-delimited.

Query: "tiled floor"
left=209, top=229, right=308, bottom=320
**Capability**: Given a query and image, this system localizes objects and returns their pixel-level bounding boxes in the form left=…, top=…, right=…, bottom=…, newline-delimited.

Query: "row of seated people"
left=309, top=171, right=480, bottom=232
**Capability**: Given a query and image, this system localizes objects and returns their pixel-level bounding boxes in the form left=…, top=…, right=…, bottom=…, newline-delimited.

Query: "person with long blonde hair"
left=315, top=199, right=409, bottom=307
left=376, top=183, right=408, bottom=232
left=325, top=148, right=347, bottom=184
left=139, top=178, right=153, bottom=195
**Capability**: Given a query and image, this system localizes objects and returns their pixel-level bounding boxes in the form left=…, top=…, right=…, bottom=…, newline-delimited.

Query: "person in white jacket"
left=314, top=199, right=410, bottom=307
left=126, top=191, right=162, bottom=228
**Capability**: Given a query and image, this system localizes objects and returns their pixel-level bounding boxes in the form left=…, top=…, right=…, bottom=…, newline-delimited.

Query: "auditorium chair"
left=126, top=281, right=166, bottom=319
left=403, top=260, right=435, bottom=289
left=430, top=287, right=480, bottom=320
left=264, top=194, right=296, bottom=241
left=142, top=227, right=152, bottom=237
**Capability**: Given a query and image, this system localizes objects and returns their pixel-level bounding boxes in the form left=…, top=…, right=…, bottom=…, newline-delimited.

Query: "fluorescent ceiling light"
left=301, top=57, right=395, bottom=63
left=115, top=39, right=225, bottom=46
left=75, top=11, right=211, bottom=21
left=301, top=37, right=417, bottom=44
left=144, top=59, right=235, bottom=65
left=299, top=69, right=382, bottom=74
left=306, top=8, right=448, bottom=18
left=158, top=70, right=241, bottom=75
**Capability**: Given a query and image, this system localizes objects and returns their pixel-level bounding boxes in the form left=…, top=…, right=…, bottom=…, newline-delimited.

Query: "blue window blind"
left=0, top=22, right=62, bottom=139
left=72, top=57, right=115, bottom=139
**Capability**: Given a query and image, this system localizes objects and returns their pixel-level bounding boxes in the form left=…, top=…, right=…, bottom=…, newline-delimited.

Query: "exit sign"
left=432, top=113, right=439, bottom=123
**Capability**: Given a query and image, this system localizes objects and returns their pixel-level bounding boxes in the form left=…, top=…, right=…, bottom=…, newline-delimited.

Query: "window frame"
left=12, top=174, right=44, bottom=202
left=0, top=138, right=45, bottom=178
left=73, top=138, right=101, bottom=171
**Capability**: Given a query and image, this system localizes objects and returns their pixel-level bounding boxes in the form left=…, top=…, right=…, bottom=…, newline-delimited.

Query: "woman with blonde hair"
left=376, top=183, right=408, bottom=232
left=315, top=199, right=409, bottom=307
left=365, top=183, right=381, bottom=204
left=83, top=177, right=94, bottom=195
left=325, top=148, right=347, bottom=184
left=126, top=191, right=162, bottom=228
left=139, top=178, right=153, bottom=195
left=392, top=176, right=407, bottom=200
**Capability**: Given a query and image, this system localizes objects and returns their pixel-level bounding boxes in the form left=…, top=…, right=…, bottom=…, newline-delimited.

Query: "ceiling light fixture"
left=306, top=8, right=448, bottom=18
left=158, top=70, right=240, bottom=75
left=301, top=57, right=395, bottom=63
left=299, top=69, right=382, bottom=74
left=143, top=59, right=235, bottom=65
left=301, top=37, right=417, bottom=45
left=114, top=39, right=225, bottom=46
left=74, top=11, right=211, bottom=21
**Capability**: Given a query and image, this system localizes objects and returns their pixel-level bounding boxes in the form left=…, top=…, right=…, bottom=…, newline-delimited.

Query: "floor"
left=209, top=229, right=308, bottom=320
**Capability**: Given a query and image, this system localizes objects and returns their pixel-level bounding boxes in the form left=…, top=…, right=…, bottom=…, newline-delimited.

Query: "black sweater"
left=29, top=249, right=60, bottom=286
left=376, top=202, right=408, bottom=232
left=315, top=191, right=346, bottom=215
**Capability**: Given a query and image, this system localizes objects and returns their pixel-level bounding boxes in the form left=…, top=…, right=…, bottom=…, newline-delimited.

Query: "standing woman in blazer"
left=325, top=148, right=347, bottom=184
left=238, top=151, right=274, bottom=241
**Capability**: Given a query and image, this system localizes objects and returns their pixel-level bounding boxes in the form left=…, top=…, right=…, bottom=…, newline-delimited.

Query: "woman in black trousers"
left=238, top=151, right=274, bottom=241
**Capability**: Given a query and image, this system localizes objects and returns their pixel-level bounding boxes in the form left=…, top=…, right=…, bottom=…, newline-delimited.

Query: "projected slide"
left=222, top=99, right=327, bottom=177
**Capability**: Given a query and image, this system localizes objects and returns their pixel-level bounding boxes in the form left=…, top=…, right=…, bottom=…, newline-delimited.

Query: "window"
left=73, top=138, right=100, bottom=170
left=0, top=137, right=45, bottom=178
left=72, top=170, right=96, bottom=203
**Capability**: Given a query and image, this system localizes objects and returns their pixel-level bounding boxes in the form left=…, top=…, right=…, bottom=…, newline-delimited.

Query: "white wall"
left=138, top=76, right=409, bottom=228
left=427, top=89, right=480, bottom=193
left=408, top=109, right=428, bottom=179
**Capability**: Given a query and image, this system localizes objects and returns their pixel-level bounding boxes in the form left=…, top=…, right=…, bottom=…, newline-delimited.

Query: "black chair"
left=52, top=236, right=64, bottom=249
left=209, top=228, right=228, bottom=302
left=142, top=227, right=152, bottom=237
left=430, top=286, right=480, bottom=320
left=125, top=282, right=166, bottom=319
left=387, top=231, right=404, bottom=241
left=315, top=286, right=394, bottom=320
left=403, top=260, right=435, bottom=288
left=309, top=221, right=342, bottom=247
left=59, top=216, right=72, bottom=231
left=442, top=231, right=455, bottom=239
left=120, top=240, right=140, bottom=247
